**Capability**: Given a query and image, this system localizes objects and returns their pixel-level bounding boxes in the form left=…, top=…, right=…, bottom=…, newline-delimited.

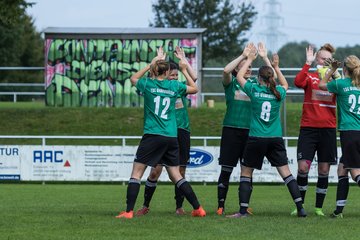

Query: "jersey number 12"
left=154, top=96, right=170, bottom=119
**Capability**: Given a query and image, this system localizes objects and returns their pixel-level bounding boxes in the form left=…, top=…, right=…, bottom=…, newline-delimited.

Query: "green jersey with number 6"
left=243, top=81, right=286, bottom=137
left=136, top=78, right=187, bottom=137
left=223, top=77, right=257, bottom=128
left=327, top=77, right=360, bottom=130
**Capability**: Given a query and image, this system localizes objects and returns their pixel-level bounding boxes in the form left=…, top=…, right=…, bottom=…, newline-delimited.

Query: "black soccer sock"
left=217, top=166, right=233, bottom=209
left=126, top=178, right=141, bottom=212
left=176, top=178, right=200, bottom=209
left=315, top=174, right=329, bottom=208
left=334, top=175, right=349, bottom=214
left=297, top=171, right=308, bottom=204
left=143, top=178, right=157, bottom=208
left=284, top=175, right=303, bottom=211
left=239, top=176, right=252, bottom=214
left=355, top=175, right=360, bottom=187
left=174, top=184, right=185, bottom=209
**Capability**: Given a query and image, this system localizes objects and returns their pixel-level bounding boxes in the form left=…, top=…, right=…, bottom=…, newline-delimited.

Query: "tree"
left=151, top=0, right=257, bottom=65
left=0, top=0, right=43, bottom=86
left=0, top=0, right=33, bottom=26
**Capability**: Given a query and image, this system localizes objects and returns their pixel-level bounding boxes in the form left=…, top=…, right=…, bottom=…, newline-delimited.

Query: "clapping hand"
left=306, top=45, right=316, bottom=65
left=271, top=54, right=280, bottom=68
left=258, top=42, right=268, bottom=59
left=242, top=42, right=255, bottom=57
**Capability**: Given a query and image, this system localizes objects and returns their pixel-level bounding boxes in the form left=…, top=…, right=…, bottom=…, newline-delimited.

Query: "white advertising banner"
left=0, top=147, right=21, bottom=180
left=0, top=145, right=340, bottom=182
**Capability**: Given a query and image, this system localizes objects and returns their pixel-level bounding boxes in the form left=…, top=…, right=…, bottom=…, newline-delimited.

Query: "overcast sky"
left=26, top=0, right=360, bottom=51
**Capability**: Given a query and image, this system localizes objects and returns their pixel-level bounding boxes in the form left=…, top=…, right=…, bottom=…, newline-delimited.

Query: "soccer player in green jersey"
left=227, top=44, right=306, bottom=218
left=217, top=42, right=275, bottom=215
left=319, top=55, right=360, bottom=218
left=136, top=47, right=197, bottom=216
left=115, top=47, right=206, bottom=219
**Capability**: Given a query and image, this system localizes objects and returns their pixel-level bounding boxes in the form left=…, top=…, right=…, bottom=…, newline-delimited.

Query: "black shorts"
left=297, top=127, right=337, bottom=164
left=178, top=128, right=190, bottom=166
left=241, top=137, right=288, bottom=170
left=340, top=131, right=360, bottom=169
left=219, top=127, right=249, bottom=167
left=135, top=134, right=179, bottom=167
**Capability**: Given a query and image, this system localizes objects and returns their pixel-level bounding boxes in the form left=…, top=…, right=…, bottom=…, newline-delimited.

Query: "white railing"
left=0, top=135, right=304, bottom=147
left=0, top=92, right=45, bottom=102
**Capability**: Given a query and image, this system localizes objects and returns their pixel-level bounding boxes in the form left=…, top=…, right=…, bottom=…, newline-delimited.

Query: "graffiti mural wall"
left=45, top=38, right=199, bottom=107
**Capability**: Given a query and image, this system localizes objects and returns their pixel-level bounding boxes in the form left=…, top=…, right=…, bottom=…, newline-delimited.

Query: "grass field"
left=1, top=102, right=349, bottom=239
left=1, top=183, right=359, bottom=240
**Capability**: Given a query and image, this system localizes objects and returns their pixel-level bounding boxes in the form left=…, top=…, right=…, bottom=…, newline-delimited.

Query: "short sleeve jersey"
left=175, top=80, right=190, bottom=132
left=223, top=77, right=257, bottom=129
left=136, top=77, right=187, bottom=137
left=243, top=81, right=286, bottom=137
left=327, top=77, right=360, bottom=131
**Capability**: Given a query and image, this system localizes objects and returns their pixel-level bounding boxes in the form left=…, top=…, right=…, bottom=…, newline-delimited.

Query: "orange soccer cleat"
left=115, top=211, right=134, bottom=219
left=192, top=206, right=206, bottom=217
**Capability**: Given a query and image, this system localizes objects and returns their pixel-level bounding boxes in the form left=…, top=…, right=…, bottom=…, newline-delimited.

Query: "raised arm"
left=272, top=53, right=288, bottom=91
left=179, top=58, right=198, bottom=94
left=319, top=59, right=341, bottom=90
left=223, top=43, right=254, bottom=85
left=294, top=45, right=316, bottom=88
left=130, top=46, right=166, bottom=86
left=175, top=46, right=197, bottom=82
left=236, top=46, right=257, bottom=88
left=258, top=42, right=278, bottom=79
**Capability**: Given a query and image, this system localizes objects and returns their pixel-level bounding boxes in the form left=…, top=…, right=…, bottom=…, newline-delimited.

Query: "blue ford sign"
left=187, top=148, right=213, bottom=168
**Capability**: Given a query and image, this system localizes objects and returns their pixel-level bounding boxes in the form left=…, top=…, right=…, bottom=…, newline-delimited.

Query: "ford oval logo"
left=187, top=148, right=213, bottom=168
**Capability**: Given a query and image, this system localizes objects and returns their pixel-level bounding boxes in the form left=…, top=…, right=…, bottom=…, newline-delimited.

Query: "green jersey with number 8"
left=243, top=81, right=286, bottom=137
left=327, top=77, right=360, bottom=130
left=136, top=78, right=187, bottom=137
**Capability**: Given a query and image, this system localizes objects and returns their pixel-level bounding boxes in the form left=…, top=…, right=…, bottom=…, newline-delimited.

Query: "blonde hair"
left=150, top=60, right=170, bottom=77
left=344, top=55, right=360, bottom=87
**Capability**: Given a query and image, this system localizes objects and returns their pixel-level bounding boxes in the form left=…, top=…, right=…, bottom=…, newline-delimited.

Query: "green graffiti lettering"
left=45, top=38, right=198, bottom=107
left=139, top=40, right=148, bottom=62
left=119, top=62, right=132, bottom=82
left=48, top=39, right=66, bottom=64
left=131, top=40, right=140, bottom=63
left=114, top=40, right=123, bottom=62
left=122, top=40, right=131, bottom=63
left=147, top=40, right=156, bottom=61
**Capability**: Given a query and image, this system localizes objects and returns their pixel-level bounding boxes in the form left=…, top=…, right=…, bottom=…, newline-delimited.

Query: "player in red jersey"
left=292, top=44, right=339, bottom=216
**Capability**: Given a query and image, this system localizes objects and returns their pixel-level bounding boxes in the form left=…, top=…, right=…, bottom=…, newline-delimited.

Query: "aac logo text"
left=33, top=150, right=63, bottom=163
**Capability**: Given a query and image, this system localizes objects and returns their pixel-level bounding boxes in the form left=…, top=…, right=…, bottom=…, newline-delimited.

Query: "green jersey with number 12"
left=243, top=81, right=286, bottom=137
left=136, top=78, right=187, bottom=137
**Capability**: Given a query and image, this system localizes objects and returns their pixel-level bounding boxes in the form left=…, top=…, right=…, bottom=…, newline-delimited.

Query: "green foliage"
left=334, top=45, right=360, bottom=61
left=0, top=0, right=43, bottom=84
left=277, top=41, right=310, bottom=68
left=1, top=184, right=360, bottom=240
left=151, top=0, right=257, bottom=65
left=0, top=0, right=33, bottom=26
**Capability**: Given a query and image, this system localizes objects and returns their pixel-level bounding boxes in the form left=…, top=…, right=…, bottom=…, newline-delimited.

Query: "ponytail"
left=269, top=79, right=281, bottom=101
left=344, top=55, right=360, bottom=88
left=258, top=66, right=281, bottom=101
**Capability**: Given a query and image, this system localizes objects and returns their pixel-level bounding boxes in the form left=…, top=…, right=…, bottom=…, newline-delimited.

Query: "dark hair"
left=258, top=66, right=281, bottom=101
left=231, top=58, right=247, bottom=78
left=150, top=60, right=170, bottom=77
left=169, top=62, right=179, bottom=71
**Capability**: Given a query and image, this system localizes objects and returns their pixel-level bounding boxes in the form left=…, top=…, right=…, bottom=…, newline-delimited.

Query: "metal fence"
left=0, top=66, right=320, bottom=102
